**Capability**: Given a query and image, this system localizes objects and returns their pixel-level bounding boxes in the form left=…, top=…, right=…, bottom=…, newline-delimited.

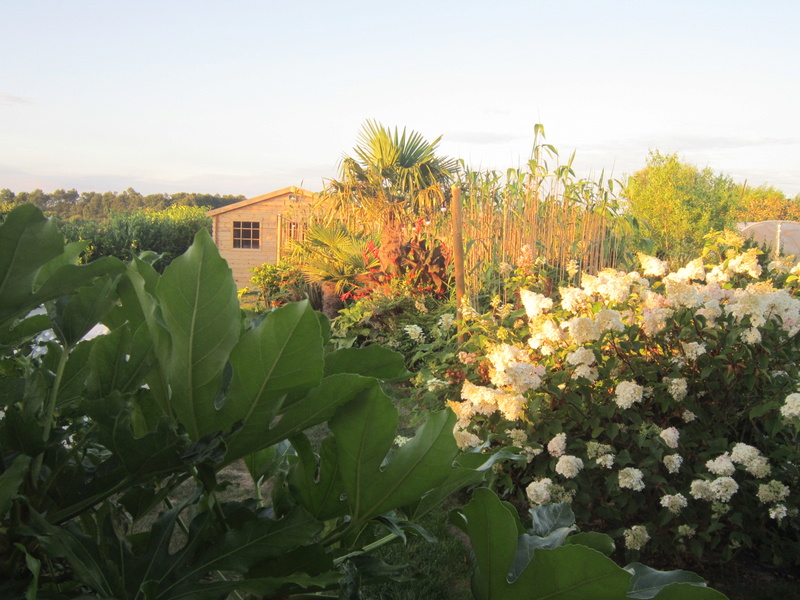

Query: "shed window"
left=233, top=221, right=260, bottom=249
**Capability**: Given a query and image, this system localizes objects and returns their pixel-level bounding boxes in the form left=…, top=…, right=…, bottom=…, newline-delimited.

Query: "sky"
left=2, top=0, right=799, bottom=198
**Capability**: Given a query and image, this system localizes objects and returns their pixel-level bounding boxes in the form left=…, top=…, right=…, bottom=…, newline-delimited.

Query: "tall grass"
left=309, top=126, right=636, bottom=302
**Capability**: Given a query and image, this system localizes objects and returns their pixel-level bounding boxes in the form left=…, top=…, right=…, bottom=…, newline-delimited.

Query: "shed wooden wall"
left=211, top=192, right=311, bottom=289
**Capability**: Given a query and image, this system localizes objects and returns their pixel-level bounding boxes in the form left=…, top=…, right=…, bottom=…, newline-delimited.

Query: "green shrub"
left=59, top=205, right=211, bottom=270
left=0, top=203, right=499, bottom=598
left=415, top=235, right=800, bottom=565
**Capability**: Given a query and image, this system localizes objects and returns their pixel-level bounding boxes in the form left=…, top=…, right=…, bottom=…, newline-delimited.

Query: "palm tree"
left=287, top=223, right=379, bottom=319
left=324, top=120, right=458, bottom=276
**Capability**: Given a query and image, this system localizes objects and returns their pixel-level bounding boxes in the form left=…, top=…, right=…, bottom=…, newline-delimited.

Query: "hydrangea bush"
left=418, top=236, right=800, bottom=564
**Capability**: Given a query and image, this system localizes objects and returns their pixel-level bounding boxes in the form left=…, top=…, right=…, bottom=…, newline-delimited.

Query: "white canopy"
left=738, top=221, right=800, bottom=258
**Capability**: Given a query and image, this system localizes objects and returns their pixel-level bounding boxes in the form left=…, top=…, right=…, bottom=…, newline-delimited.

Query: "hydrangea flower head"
left=547, top=432, right=567, bottom=457
left=614, top=381, right=644, bottom=410
left=618, top=467, right=645, bottom=491
left=623, top=525, right=650, bottom=550
left=555, top=455, right=584, bottom=479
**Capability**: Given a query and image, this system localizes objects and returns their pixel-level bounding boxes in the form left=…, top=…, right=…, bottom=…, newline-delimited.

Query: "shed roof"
left=206, top=186, right=316, bottom=216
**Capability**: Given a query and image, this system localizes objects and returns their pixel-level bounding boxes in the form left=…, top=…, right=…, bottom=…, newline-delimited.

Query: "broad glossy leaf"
left=460, top=488, right=631, bottom=600
left=626, top=562, right=709, bottom=599
left=219, top=300, right=324, bottom=459
left=0, top=454, right=31, bottom=515
left=509, top=526, right=576, bottom=582
left=288, top=434, right=348, bottom=521
left=330, top=391, right=459, bottom=523
left=86, top=322, right=152, bottom=399
left=652, top=583, right=728, bottom=599
left=324, top=344, right=407, bottom=379
left=528, top=502, right=576, bottom=537
left=48, top=275, right=119, bottom=346
left=156, top=229, right=240, bottom=440
left=566, top=531, right=616, bottom=555
left=82, top=394, right=184, bottom=480
left=230, top=373, right=377, bottom=461
left=0, top=204, right=64, bottom=324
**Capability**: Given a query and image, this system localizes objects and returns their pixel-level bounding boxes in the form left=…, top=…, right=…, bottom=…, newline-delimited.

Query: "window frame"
left=232, top=220, right=261, bottom=249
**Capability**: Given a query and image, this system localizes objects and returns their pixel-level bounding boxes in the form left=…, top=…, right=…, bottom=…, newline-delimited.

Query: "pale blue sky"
left=2, top=0, right=798, bottom=197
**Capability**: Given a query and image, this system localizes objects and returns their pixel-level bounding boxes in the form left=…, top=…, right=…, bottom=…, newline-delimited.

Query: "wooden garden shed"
left=207, top=186, right=316, bottom=289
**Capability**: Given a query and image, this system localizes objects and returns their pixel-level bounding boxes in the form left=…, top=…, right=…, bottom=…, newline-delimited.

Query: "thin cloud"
left=0, top=93, right=34, bottom=106
left=445, top=131, right=525, bottom=145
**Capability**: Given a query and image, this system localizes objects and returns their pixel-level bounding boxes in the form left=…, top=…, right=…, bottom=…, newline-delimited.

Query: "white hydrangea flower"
left=526, top=478, right=553, bottom=506
left=595, top=309, right=625, bottom=332
left=676, top=524, right=697, bottom=539
left=706, top=453, right=736, bottom=476
left=520, top=289, right=553, bottom=319
left=559, top=286, right=590, bottom=314
left=665, top=377, right=688, bottom=402
left=769, top=504, right=788, bottom=521
left=727, top=248, right=762, bottom=278
left=404, top=324, right=425, bottom=342
left=586, top=441, right=614, bottom=459
left=623, top=525, right=650, bottom=550
left=660, top=493, right=688, bottom=514
left=741, top=327, right=762, bottom=344
left=437, top=313, right=455, bottom=331
left=452, top=427, right=482, bottom=449
left=614, top=381, right=644, bottom=410
left=690, top=480, right=715, bottom=501
left=781, top=393, right=800, bottom=419
left=663, top=454, right=683, bottom=474
left=710, top=476, right=739, bottom=502
left=618, top=467, right=645, bottom=491
left=757, top=480, right=791, bottom=504
left=730, top=443, right=771, bottom=478
left=659, top=427, right=680, bottom=449
left=572, top=364, right=599, bottom=382
left=566, top=347, right=595, bottom=366
left=680, top=341, right=706, bottom=361
left=566, top=259, right=580, bottom=277
left=565, top=317, right=601, bottom=344
left=638, top=253, right=669, bottom=277
left=681, top=410, right=697, bottom=423
left=555, top=455, right=584, bottom=479
left=596, top=454, right=615, bottom=469
left=528, top=316, right=567, bottom=355
left=547, top=432, right=567, bottom=457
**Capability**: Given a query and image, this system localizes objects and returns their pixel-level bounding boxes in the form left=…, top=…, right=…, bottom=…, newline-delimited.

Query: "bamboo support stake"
left=452, top=185, right=466, bottom=341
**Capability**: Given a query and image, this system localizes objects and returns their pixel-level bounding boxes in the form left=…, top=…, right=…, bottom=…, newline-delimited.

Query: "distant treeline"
left=0, top=187, right=245, bottom=222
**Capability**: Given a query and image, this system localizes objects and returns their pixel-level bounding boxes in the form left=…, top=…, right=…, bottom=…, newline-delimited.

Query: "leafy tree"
left=733, top=184, right=800, bottom=222
left=324, top=120, right=458, bottom=275
left=624, top=152, right=740, bottom=262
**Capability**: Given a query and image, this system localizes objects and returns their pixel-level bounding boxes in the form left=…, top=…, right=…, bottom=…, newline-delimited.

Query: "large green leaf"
left=288, top=434, right=348, bottom=521
left=0, top=204, right=64, bottom=324
left=652, top=583, right=729, bottom=599
left=86, top=322, right=152, bottom=399
left=329, top=390, right=459, bottom=524
left=324, top=344, right=407, bottom=379
left=0, top=454, right=31, bottom=515
left=460, top=488, right=631, bottom=600
left=219, top=300, right=324, bottom=459
left=155, top=229, right=240, bottom=440
left=626, top=563, right=716, bottom=599
left=47, top=274, right=119, bottom=346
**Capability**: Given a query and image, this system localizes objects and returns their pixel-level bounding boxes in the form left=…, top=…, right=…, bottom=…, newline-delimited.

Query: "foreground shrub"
left=0, top=204, right=498, bottom=598
left=454, top=488, right=728, bottom=599
left=423, top=237, right=800, bottom=564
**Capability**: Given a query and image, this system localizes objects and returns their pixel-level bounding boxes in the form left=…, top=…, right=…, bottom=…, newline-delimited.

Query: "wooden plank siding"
left=207, top=186, right=315, bottom=289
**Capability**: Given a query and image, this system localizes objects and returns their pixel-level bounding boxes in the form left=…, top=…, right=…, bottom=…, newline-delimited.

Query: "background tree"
left=324, top=120, right=458, bottom=275
left=733, top=184, right=800, bottom=222
left=623, top=151, right=741, bottom=262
